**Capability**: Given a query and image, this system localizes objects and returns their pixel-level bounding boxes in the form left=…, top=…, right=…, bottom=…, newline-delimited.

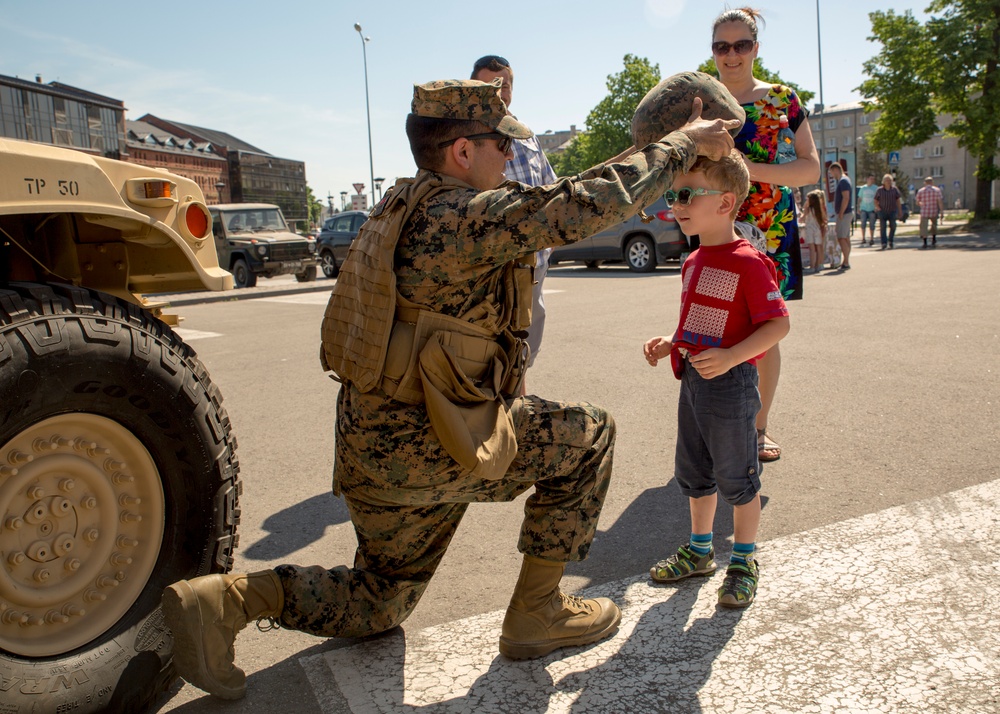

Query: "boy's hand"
left=643, top=336, right=672, bottom=367
left=688, top=348, right=736, bottom=379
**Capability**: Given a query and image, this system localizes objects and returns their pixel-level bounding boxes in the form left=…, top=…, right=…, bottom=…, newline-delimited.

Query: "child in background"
left=800, top=189, right=828, bottom=273
left=643, top=149, right=790, bottom=608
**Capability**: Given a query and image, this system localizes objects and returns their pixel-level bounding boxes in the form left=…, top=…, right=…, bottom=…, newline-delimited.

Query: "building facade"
left=0, top=73, right=126, bottom=158
left=806, top=101, right=996, bottom=211
left=138, top=115, right=308, bottom=224
left=126, top=120, right=229, bottom=202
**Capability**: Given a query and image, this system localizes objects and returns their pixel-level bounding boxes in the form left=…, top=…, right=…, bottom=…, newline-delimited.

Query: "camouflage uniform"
left=275, top=81, right=700, bottom=638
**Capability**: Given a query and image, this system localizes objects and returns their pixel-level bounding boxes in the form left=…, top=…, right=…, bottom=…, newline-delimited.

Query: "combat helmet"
left=631, top=71, right=745, bottom=149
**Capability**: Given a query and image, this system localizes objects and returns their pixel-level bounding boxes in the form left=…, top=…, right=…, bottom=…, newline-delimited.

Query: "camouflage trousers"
left=274, top=394, right=615, bottom=638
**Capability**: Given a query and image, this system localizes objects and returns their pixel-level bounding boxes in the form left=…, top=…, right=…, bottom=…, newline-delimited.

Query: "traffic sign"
left=888, top=151, right=900, bottom=166
left=352, top=183, right=365, bottom=195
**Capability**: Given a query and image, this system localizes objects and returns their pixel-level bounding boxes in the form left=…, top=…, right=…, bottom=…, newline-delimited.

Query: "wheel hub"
left=0, top=414, right=164, bottom=656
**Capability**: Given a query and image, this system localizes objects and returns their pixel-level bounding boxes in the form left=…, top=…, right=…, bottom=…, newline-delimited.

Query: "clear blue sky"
left=2, top=0, right=932, bottom=207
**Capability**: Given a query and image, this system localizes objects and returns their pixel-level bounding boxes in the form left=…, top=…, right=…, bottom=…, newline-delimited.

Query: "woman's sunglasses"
left=664, top=187, right=726, bottom=207
left=711, top=39, right=755, bottom=56
left=438, top=132, right=514, bottom=154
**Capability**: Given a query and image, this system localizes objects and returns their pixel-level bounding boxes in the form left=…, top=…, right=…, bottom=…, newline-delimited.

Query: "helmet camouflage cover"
left=631, top=71, right=745, bottom=148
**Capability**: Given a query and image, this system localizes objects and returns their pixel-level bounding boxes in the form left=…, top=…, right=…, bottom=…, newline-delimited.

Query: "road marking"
left=301, top=478, right=1000, bottom=713
left=173, top=328, right=222, bottom=341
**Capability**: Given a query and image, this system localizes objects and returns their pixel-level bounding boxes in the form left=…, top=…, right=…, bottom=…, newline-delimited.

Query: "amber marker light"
left=143, top=181, right=173, bottom=199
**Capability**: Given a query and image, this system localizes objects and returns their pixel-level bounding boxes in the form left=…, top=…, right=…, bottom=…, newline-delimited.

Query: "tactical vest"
left=319, top=171, right=533, bottom=405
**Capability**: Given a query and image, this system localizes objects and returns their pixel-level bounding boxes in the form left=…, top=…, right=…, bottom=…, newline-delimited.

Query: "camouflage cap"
left=412, top=79, right=532, bottom=139
left=631, top=71, right=745, bottom=148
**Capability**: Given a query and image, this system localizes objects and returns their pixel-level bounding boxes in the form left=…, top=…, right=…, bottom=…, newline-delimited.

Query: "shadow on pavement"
left=243, top=491, right=351, bottom=561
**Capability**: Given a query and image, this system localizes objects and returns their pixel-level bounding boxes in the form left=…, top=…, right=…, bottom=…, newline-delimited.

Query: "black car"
left=317, top=210, right=368, bottom=277
left=549, top=197, right=688, bottom=272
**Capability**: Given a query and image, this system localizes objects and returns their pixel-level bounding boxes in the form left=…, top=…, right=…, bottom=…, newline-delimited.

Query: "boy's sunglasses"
left=438, top=132, right=514, bottom=154
left=473, top=55, right=510, bottom=72
left=664, top=187, right=725, bottom=207
left=711, top=39, right=755, bottom=55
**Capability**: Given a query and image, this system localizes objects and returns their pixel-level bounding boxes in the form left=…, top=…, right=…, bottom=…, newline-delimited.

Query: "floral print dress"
left=736, top=85, right=806, bottom=300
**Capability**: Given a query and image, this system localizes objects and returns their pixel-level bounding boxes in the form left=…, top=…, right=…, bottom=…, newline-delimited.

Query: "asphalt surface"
left=150, top=221, right=1000, bottom=714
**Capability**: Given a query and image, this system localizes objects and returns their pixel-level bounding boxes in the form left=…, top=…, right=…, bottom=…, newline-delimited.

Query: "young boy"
left=643, top=149, right=790, bottom=608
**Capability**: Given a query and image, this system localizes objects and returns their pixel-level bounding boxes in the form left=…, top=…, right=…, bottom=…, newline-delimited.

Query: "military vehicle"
left=0, top=137, right=240, bottom=713
left=209, top=202, right=318, bottom=287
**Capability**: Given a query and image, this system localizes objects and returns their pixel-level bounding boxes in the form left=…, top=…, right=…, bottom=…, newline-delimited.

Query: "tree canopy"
left=858, top=0, right=1000, bottom=219
left=548, top=55, right=660, bottom=175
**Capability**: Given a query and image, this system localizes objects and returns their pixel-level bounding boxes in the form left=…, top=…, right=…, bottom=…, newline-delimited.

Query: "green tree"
left=305, top=185, right=324, bottom=231
left=858, top=1, right=1000, bottom=220
left=584, top=54, right=662, bottom=164
left=696, top=58, right=815, bottom=107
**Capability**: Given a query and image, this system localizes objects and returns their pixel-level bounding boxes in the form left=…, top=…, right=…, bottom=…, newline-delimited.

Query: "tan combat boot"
left=161, top=570, right=284, bottom=699
left=499, top=555, right=621, bottom=660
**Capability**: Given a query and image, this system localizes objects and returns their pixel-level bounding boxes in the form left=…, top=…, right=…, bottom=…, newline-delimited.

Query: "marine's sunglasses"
left=711, top=39, right=755, bottom=55
left=664, top=187, right=726, bottom=207
left=438, top=132, right=514, bottom=153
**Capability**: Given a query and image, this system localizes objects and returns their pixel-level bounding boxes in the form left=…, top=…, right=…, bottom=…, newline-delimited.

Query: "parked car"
left=209, top=203, right=318, bottom=287
left=317, top=210, right=368, bottom=278
left=549, top=197, right=688, bottom=272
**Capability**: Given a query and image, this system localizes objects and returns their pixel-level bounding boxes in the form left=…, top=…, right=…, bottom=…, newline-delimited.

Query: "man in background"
left=915, top=176, right=944, bottom=249
left=829, top=163, right=853, bottom=270
left=471, top=55, right=557, bottom=388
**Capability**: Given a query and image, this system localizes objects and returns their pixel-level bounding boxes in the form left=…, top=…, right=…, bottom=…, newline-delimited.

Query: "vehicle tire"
left=231, top=258, right=257, bottom=288
left=0, top=282, right=240, bottom=714
left=319, top=250, right=339, bottom=279
left=624, top=235, right=656, bottom=273
left=584, top=260, right=601, bottom=270
left=296, top=265, right=318, bottom=282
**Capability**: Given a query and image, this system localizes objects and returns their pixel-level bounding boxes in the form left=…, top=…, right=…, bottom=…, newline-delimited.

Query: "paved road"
left=151, top=229, right=1000, bottom=714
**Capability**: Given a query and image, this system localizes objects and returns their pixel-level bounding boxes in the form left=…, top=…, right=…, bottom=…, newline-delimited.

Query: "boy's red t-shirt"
left=671, top=238, right=789, bottom=378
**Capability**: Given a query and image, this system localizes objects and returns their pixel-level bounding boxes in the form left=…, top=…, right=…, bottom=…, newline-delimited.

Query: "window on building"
left=843, top=116, right=852, bottom=127
left=932, top=145, right=944, bottom=157
left=931, top=166, right=944, bottom=177
left=914, top=147, right=924, bottom=158
left=860, top=114, right=869, bottom=125
left=843, top=136, right=852, bottom=146
left=826, top=119, right=836, bottom=129
left=826, top=137, right=837, bottom=148
left=812, top=121, right=820, bottom=133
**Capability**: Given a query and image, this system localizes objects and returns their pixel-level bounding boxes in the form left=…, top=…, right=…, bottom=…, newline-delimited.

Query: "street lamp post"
left=340, top=191, right=348, bottom=211
left=327, top=192, right=334, bottom=218
left=354, top=22, right=375, bottom=207
left=374, top=177, right=385, bottom=202
left=215, top=180, right=226, bottom=204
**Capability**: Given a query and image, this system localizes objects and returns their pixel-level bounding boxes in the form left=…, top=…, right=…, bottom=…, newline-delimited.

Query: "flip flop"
left=757, top=428, right=781, bottom=462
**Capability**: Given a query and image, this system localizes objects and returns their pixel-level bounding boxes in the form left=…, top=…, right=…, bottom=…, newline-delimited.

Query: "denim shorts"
left=859, top=210, right=877, bottom=231
left=674, top=360, right=762, bottom=506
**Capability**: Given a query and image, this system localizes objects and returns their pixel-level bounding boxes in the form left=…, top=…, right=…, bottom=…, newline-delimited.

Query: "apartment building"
left=807, top=101, right=993, bottom=210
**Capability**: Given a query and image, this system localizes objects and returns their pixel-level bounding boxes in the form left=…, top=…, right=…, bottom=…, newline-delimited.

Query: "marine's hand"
left=643, top=336, right=672, bottom=367
left=676, top=97, right=740, bottom=161
left=687, top=348, right=736, bottom=379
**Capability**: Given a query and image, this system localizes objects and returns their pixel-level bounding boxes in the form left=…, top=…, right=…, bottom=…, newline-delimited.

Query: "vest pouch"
left=418, top=332, right=517, bottom=481
left=386, top=308, right=500, bottom=406
left=502, top=261, right=535, bottom=334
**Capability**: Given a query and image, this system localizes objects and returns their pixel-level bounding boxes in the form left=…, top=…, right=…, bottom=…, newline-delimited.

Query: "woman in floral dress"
left=712, top=6, right=820, bottom=460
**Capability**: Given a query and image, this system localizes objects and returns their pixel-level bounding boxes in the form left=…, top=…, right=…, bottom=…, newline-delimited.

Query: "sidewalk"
left=300, top=478, right=1000, bottom=713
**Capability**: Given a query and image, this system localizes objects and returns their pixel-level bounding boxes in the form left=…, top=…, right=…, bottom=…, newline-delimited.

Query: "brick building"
left=138, top=115, right=308, bottom=223
left=126, top=119, right=229, bottom=202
